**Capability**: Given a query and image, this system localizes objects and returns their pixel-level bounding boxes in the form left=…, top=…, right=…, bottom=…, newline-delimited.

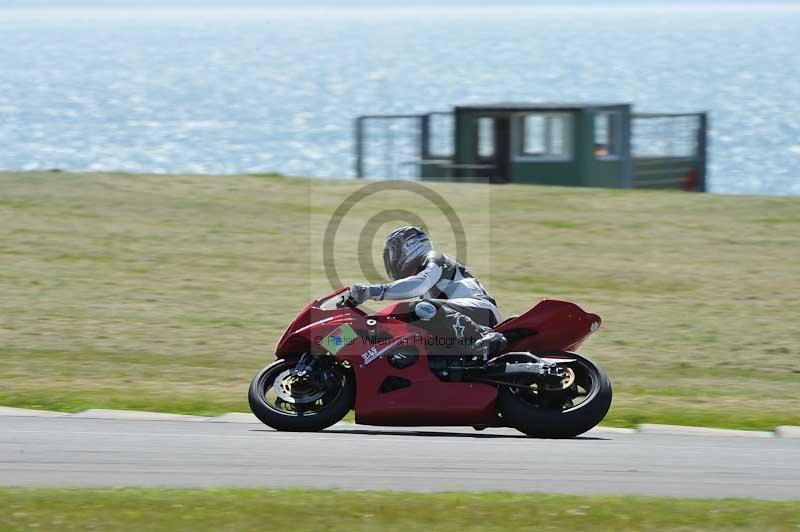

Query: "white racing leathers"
left=373, top=251, right=500, bottom=329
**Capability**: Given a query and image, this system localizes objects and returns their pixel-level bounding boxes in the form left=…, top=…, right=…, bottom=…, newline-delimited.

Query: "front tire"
left=498, top=351, right=612, bottom=438
left=248, top=357, right=355, bottom=432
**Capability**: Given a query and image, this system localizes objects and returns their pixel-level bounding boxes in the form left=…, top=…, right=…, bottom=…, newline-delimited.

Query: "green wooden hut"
left=355, top=102, right=707, bottom=191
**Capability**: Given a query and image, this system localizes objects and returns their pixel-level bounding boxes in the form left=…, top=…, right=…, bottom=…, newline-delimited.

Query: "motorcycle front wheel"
left=498, top=351, right=612, bottom=438
left=248, top=357, right=355, bottom=432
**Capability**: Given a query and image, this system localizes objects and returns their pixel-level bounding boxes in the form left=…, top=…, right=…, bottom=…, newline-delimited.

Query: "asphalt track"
left=1, top=411, right=799, bottom=500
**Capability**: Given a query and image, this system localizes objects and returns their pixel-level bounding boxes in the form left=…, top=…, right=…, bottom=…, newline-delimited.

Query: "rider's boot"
left=451, top=313, right=508, bottom=361
left=473, top=331, right=508, bottom=358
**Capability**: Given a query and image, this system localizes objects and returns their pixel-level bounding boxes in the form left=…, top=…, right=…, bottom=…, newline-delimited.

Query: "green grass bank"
left=1, top=488, right=799, bottom=531
left=1, top=172, right=798, bottom=429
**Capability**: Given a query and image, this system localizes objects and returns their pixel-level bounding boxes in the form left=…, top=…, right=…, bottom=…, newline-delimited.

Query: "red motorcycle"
left=249, top=287, right=612, bottom=438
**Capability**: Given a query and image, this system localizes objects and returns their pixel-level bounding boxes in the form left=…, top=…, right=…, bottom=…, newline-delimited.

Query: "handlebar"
left=337, top=291, right=358, bottom=308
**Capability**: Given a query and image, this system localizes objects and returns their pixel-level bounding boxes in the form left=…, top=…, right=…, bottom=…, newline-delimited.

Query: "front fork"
left=289, top=352, right=340, bottom=390
left=289, top=352, right=313, bottom=378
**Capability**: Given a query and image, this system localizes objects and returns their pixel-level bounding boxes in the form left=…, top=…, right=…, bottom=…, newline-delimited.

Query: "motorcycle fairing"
left=275, top=288, right=365, bottom=356
left=332, top=317, right=498, bottom=426
left=495, top=298, right=601, bottom=353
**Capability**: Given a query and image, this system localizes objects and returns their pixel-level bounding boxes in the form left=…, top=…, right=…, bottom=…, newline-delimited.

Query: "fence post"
left=622, top=108, right=634, bottom=188
left=420, top=114, right=430, bottom=160
left=354, top=117, right=365, bottom=178
left=697, top=112, right=708, bottom=192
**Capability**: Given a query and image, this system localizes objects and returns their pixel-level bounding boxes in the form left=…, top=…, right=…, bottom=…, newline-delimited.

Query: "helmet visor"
left=383, top=238, right=403, bottom=281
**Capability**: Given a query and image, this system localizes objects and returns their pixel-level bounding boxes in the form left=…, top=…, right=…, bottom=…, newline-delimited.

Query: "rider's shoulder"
left=421, top=250, right=447, bottom=267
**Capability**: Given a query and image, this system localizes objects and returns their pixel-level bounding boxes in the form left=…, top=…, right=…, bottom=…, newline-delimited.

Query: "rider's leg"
left=439, top=300, right=507, bottom=358
left=407, top=299, right=507, bottom=358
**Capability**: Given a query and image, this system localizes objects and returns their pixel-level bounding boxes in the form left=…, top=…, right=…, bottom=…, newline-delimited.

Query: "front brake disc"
left=273, top=369, right=327, bottom=404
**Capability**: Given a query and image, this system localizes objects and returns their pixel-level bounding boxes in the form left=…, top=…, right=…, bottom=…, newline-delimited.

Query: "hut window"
left=517, top=113, right=572, bottom=160
left=594, top=112, right=621, bottom=159
left=477, top=117, right=495, bottom=157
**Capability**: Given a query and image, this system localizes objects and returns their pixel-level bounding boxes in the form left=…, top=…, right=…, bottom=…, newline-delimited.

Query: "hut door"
left=475, top=116, right=511, bottom=183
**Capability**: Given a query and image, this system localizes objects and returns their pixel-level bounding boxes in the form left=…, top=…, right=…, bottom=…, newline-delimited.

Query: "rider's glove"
left=349, top=284, right=384, bottom=305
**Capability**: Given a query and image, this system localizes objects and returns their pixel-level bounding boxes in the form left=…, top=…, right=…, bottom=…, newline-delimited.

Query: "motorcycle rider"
left=347, top=226, right=507, bottom=361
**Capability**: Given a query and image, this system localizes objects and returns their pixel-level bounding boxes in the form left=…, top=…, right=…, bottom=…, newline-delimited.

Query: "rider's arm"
left=369, top=260, right=443, bottom=300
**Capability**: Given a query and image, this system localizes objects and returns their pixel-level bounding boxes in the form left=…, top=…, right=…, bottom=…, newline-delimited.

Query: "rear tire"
left=498, top=352, right=612, bottom=438
left=248, top=358, right=355, bottom=432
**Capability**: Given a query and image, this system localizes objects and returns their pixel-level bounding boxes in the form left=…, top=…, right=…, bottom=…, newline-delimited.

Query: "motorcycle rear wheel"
left=248, top=357, right=355, bottom=432
left=498, top=351, right=612, bottom=438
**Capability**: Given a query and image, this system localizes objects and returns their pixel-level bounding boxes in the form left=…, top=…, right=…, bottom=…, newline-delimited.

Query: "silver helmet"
left=382, top=226, right=432, bottom=281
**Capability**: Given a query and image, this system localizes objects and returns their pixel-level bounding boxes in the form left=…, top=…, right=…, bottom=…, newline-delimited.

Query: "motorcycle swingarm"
left=462, top=361, right=568, bottom=384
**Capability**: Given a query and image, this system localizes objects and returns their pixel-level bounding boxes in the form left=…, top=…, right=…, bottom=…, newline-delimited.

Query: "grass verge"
left=2, top=488, right=799, bottom=531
